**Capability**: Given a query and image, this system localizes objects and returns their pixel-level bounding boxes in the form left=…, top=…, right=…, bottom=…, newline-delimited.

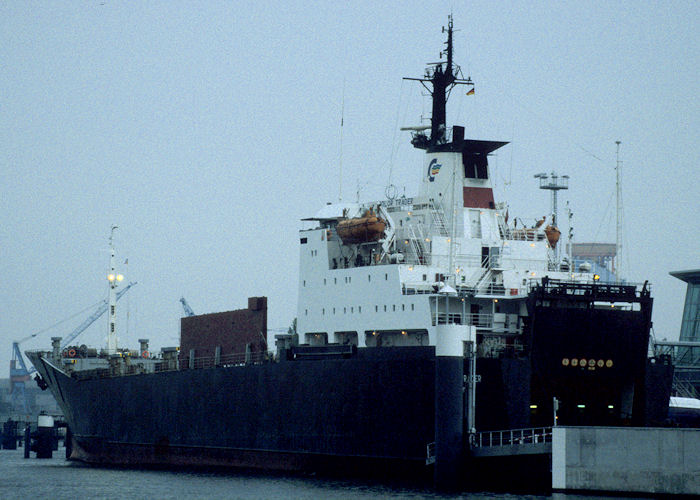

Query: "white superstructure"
left=297, top=135, right=593, bottom=352
left=296, top=16, right=597, bottom=355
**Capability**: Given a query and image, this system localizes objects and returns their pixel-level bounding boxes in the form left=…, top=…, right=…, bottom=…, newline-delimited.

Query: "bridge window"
left=464, top=153, right=488, bottom=179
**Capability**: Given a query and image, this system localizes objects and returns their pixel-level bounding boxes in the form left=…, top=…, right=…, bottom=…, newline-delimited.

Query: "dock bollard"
left=34, top=414, right=55, bottom=459
left=24, top=424, right=30, bottom=459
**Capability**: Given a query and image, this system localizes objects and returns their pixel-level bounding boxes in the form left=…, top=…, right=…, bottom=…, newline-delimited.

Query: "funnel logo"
left=428, top=158, right=442, bottom=182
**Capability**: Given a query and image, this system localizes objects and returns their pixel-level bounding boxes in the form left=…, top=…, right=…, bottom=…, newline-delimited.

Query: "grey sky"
left=1, top=1, right=697, bottom=372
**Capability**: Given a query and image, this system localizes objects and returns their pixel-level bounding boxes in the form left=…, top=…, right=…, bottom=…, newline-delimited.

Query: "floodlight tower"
left=534, top=172, right=569, bottom=260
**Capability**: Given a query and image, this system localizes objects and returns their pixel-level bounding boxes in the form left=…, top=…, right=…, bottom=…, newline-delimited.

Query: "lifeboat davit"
left=544, top=225, right=561, bottom=248
left=337, top=209, right=386, bottom=244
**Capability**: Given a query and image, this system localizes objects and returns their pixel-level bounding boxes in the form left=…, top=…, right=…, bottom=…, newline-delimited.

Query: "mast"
left=615, top=141, right=622, bottom=283
left=403, top=15, right=473, bottom=148
left=107, top=226, right=124, bottom=354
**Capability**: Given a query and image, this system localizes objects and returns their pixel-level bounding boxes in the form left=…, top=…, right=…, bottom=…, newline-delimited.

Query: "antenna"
left=338, top=79, right=346, bottom=202
left=615, top=141, right=622, bottom=283
left=536, top=172, right=569, bottom=263
left=535, top=172, right=569, bottom=226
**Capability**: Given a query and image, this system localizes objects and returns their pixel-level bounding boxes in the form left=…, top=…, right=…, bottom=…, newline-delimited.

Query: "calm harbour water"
left=0, top=449, right=650, bottom=500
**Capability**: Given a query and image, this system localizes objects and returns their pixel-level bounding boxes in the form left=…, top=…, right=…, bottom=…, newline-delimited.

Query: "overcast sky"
left=1, top=1, right=697, bottom=374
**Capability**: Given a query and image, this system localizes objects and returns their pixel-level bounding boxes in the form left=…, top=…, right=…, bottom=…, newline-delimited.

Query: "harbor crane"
left=59, top=282, right=137, bottom=349
left=9, top=282, right=136, bottom=414
left=10, top=339, right=37, bottom=414
left=179, top=297, right=195, bottom=317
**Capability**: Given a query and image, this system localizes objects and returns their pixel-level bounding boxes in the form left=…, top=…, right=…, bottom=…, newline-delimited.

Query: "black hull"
left=69, top=435, right=433, bottom=481
left=28, top=282, right=671, bottom=478
left=34, top=348, right=438, bottom=471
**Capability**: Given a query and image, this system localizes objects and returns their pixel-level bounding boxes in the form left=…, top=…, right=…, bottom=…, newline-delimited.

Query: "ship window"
left=411, top=304, right=415, bottom=311
left=351, top=306, right=354, bottom=313
left=402, top=304, right=405, bottom=311
left=333, top=307, right=336, bottom=314
left=300, top=237, right=307, bottom=244
left=344, top=307, right=346, bottom=314
left=368, top=275, right=371, bottom=282
left=422, top=274, right=427, bottom=281
left=324, top=278, right=326, bottom=285
left=375, top=305, right=378, bottom=312
left=392, top=305, right=396, bottom=311
left=305, top=309, right=308, bottom=316
left=464, top=153, right=488, bottom=179
left=385, top=273, right=388, bottom=280
left=384, top=305, right=387, bottom=312
left=334, top=278, right=337, bottom=284
left=322, top=308, right=325, bottom=315
left=303, top=280, right=306, bottom=287
left=359, top=306, right=362, bottom=313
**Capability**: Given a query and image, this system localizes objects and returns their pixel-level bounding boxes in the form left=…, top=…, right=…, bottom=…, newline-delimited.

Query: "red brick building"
left=179, top=297, right=267, bottom=367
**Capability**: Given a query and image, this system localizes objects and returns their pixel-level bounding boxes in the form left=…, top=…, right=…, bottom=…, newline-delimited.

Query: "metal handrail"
left=472, top=426, right=553, bottom=448
left=434, top=312, right=493, bottom=328
left=34, top=348, right=273, bottom=380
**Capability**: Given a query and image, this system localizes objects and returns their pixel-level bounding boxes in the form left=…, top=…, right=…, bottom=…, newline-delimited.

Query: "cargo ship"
left=27, top=18, right=672, bottom=484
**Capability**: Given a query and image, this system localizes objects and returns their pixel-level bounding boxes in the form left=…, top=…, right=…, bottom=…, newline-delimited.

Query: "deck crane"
left=179, top=297, right=195, bottom=317
left=9, top=282, right=137, bottom=414
left=59, top=282, right=136, bottom=349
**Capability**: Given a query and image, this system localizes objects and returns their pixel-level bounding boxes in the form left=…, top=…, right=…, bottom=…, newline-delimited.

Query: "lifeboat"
left=336, top=209, right=386, bottom=244
left=544, top=225, right=561, bottom=248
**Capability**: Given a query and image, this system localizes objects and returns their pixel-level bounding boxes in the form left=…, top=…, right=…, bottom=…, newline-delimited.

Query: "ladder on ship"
left=474, top=269, right=493, bottom=294
left=430, top=201, right=449, bottom=236
left=497, top=213, right=510, bottom=239
left=407, top=223, right=426, bottom=264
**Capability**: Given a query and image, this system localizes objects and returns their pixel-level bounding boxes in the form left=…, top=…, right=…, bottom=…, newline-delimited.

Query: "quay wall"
left=552, top=426, right=700, bottom=496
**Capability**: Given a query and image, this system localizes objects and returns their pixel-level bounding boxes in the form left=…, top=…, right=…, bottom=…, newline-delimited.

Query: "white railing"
left=472, top=427, right=553, bottom=448
left=433, top=312, right=493, bottom=328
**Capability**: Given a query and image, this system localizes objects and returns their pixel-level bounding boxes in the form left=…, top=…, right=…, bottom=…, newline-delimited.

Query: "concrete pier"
left=552, top=426, right=700, bottom=496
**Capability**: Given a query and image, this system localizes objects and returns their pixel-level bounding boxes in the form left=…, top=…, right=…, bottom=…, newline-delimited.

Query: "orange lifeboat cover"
left=544, top=225, right=561, bottom=248
left=337, top=209, right=386, bottom=244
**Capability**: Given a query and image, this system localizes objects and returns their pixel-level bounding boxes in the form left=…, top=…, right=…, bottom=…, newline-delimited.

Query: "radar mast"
left=403, top=15, right=474, bottom=148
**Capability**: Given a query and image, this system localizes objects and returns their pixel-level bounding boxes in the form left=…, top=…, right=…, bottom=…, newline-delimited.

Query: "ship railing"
left=455, top=283, right=508, bottom=296
left=502, top=228, right=547, bottom=242
left=527, top=277, right=651, bottom=299
left=434, top=312, right=493, bottom=328
left=472, top=426, right=553, bottom=448
left=402, top=285, right=434, bottom=295
left=175, top=350, right=269, bottom=371
left=653, top=341, right=700, bottom=368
